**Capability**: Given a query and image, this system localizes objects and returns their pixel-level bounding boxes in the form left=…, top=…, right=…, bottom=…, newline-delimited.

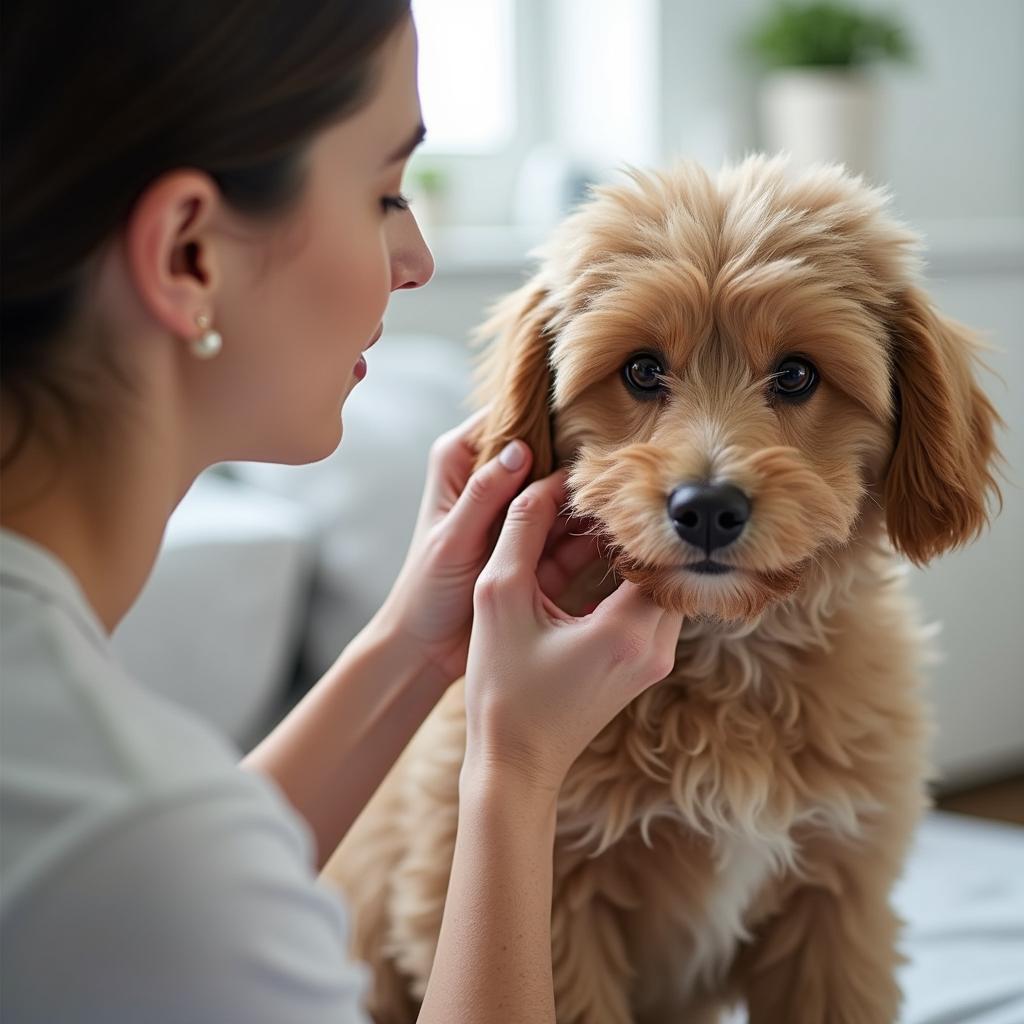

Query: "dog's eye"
left=771, top=356, right=819, bottom=401
left=623, top=354, right=665, bottom=397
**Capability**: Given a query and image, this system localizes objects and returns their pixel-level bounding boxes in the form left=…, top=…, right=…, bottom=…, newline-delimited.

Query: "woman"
left=0, top=3, right=683, bottom=1021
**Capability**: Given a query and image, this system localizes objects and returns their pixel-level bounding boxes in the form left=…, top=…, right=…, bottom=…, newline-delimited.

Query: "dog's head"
left=473, top=155, right=1001, bottom=621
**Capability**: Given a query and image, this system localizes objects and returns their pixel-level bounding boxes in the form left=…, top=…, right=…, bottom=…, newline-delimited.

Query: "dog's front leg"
left=550, top=864, right=641, bottom=1024
left=736, top=851, right=905, bottom=1024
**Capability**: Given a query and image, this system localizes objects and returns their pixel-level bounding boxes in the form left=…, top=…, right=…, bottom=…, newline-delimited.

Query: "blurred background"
left=114, top=0, right=1022, bottom=812
left=390, top=0, right=1024, bottom=342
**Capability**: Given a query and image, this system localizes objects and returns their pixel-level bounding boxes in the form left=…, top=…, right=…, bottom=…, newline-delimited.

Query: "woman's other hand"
left=462, top=471, right=684, bottom=796
left=371, top=409, right=601, bottom=687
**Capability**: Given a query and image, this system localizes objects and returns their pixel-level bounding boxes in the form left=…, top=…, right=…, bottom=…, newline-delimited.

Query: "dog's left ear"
left=470, top=277, right=556, bottom=479
left=884, top=285, right=1002, bottom=565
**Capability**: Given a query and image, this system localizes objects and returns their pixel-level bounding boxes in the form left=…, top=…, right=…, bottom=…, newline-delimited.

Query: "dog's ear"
left=884, top=285, right=1002, bottom=565
left=470, top=278, right=556, bottom=479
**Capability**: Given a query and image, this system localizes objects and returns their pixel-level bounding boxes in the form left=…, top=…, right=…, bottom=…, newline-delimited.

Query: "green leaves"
left=744, top=2, right=914, bottom=70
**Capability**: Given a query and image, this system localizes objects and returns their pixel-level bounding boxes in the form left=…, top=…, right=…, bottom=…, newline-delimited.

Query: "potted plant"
left=742, top=1, right=914, bottom=179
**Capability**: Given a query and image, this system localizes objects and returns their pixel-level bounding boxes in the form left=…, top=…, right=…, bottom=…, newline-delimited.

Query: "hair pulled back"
left=1, top=0, right=411, bottom=465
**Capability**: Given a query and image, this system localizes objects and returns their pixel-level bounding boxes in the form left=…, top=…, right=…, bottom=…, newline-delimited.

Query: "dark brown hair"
left=1, top=0, right=411, bottom=467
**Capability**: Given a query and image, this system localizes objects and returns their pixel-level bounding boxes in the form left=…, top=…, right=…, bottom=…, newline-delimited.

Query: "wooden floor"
left=934, top=772, right=1024, bottom=826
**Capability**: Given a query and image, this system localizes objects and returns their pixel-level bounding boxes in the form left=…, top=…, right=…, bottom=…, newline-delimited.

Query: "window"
left=412, top=0, right=516, bottom=154
left=406, top=0, right=660, bottom=233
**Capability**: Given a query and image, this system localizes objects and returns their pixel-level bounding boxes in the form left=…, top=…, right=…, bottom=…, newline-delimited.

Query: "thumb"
left=444, top=440, right=534, bottom=559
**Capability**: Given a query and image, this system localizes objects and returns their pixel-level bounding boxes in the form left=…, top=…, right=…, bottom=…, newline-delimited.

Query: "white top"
left=0, top=528, right=370, bottom=1023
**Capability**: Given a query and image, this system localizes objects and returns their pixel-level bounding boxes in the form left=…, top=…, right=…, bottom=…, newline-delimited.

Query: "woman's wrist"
left=455, top=761, right=561, bottom=871
left=459, top=742, right=565, bottom=812
left=358, top=604, right=450, bottom=700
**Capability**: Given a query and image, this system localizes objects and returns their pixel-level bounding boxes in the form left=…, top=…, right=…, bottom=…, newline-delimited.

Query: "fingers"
left=479, top=469, right=569, bottom=587
left=441, top=437, right=535, bottom=562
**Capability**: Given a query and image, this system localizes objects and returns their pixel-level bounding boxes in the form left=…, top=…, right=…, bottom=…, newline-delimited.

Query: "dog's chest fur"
left=678, top=832, right=778, bottom=993
left=553, top=699, right=798, bottom=996
left=328, top=547, right=928, bottom=1022
left=549, top=581, right=912, bottom=999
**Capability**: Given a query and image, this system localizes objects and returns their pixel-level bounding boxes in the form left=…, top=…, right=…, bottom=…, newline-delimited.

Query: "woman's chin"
left=273, top=418, right=345, bottom=466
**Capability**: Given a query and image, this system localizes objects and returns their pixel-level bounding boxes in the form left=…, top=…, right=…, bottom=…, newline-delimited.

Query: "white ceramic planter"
left=759, top=68, right=881, bottom=180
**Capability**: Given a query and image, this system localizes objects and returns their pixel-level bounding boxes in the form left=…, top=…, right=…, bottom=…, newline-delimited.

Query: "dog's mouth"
left=682, top=559, right=734, bottom=576
left=596, top=540, right=805, bottom=620
left=591, top=534, right=742, bottom=581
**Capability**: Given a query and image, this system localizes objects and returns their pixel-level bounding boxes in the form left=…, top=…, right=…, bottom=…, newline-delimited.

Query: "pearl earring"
left=191, top=313, right=223, bottom=359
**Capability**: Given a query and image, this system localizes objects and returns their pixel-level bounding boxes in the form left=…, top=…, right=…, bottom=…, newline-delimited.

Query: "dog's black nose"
left=667, top=482, right=751, bottom=552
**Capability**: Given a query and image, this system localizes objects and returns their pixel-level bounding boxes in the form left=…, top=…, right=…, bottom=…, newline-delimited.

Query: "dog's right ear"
left=470, top=278, right=556, bottom=479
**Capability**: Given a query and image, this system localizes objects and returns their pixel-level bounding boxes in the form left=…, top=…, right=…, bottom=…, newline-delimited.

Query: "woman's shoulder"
left=1, top=565, right=245, bottom=788
left=1, top=557, right=313, bottom=918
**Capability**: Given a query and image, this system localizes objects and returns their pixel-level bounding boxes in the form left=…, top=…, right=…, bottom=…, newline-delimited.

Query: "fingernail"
left=498, top=440, right=526, bottom=471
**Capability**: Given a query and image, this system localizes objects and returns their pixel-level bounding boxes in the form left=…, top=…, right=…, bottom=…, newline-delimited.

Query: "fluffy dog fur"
left=323, top=155, right=1001, bottom=1023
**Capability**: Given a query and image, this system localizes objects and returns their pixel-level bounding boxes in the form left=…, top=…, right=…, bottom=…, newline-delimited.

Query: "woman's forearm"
left=241, top=620, right=448, bottom=870
left=417, top=763, right=560, bottom=1024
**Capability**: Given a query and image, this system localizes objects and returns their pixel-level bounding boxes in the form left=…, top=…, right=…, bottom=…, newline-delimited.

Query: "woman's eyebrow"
left=385, top=123, right=427, bottom=165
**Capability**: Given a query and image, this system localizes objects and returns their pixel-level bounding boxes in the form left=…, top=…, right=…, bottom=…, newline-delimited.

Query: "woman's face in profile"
left=214, top=13, right=434, bottom=465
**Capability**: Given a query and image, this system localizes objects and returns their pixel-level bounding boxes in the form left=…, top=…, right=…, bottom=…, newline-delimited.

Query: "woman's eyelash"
left=381, top=192, right=411, bottom=213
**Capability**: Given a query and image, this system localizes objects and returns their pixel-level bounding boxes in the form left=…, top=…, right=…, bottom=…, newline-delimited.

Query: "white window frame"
left=408, top=0, right=662, bottom=230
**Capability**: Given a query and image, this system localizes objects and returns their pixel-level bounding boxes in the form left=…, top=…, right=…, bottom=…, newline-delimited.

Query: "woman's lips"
left=353, top=326, right=381, bottom=382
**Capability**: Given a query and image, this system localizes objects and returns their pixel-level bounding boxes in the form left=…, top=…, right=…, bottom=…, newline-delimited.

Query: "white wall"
left=657, top=0, right=1024, bottom=223
left=877, top=0, right=1024, bottom=223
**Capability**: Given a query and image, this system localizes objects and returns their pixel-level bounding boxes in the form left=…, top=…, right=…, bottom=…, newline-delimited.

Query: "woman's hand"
left=370, top=409, right=602, bottom=687
left=462, top=471, right=684, bottom=796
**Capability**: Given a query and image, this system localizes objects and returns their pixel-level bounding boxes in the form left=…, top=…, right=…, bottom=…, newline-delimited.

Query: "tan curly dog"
left=324, top=154, right=1001, bottom=1024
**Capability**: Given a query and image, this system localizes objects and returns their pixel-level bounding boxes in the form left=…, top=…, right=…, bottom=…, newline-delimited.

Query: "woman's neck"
left=1, top=410, right=194, bottom=634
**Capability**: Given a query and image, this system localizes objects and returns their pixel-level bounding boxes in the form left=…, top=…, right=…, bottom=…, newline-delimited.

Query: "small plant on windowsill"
left=745, top=1, right=912, bottom=70
left=407, top=160, right=449, bottom=242
left=741, top=1, right=915, bottom=179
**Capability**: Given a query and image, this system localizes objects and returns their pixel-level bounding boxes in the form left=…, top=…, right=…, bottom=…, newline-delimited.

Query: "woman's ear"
left=124, top=170, right=222, bottom=340
left=470, top=278, right=556, bottom=479
left=884, top=285, right=1002, bottom=565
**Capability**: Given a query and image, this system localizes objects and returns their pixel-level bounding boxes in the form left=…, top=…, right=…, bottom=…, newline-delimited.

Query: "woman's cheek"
left=342, top=217, right=390, bottom=325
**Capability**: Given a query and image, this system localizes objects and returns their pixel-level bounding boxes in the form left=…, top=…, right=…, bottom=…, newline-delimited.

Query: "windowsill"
left=425, top=218, right=1024, bottom=278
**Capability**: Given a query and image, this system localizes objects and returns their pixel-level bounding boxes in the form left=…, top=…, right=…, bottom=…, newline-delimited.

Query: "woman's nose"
left=389, top=213, right=435, bottom=291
